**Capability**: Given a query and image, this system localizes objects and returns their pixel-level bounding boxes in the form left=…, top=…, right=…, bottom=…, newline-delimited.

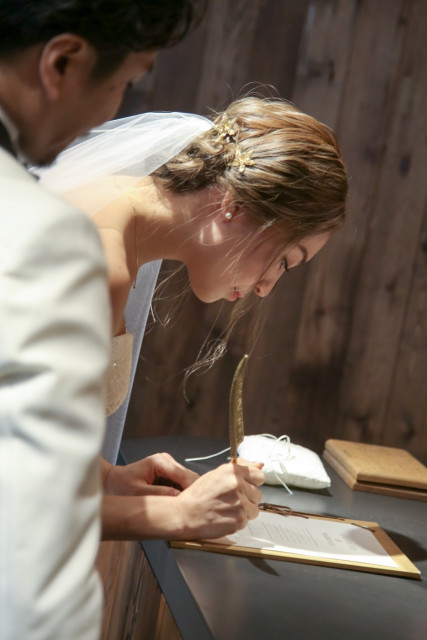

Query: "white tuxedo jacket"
left=0, top=148, right=110, bottom=639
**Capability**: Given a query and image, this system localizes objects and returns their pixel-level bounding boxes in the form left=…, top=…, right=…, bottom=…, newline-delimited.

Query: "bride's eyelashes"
left=280, top=257, right=289, bottom=272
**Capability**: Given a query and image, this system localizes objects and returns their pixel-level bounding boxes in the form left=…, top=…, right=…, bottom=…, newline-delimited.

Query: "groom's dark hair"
left=0, top=0, right=205, bottom=78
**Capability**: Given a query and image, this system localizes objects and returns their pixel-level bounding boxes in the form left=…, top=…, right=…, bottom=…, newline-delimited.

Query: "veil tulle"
left=35, top=111, right=212, bottom=463
left=35, top=111, right=212, bottom=214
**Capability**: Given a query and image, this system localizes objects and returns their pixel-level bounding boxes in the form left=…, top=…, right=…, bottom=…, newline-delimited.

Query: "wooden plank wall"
left=121, top=0, right=427, bottom=462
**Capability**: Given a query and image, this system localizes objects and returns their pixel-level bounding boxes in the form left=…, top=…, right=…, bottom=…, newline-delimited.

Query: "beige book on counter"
left=323, top=439, right=427, bottom=501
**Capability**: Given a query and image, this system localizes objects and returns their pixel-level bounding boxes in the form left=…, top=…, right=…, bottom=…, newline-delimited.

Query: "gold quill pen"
left=229, top=354, right=249, bottom=463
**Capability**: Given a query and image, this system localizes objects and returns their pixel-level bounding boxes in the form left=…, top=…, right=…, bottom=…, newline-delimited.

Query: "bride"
left=38, top=96, right=347, bottom=540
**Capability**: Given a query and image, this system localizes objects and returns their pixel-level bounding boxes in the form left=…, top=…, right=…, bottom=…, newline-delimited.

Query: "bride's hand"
left=173, top=461, right=265, bottom=540
left=104, top=452, right=199, bottom=497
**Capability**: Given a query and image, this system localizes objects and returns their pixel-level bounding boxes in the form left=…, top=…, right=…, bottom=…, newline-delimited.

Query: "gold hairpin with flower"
left=232, top=147, right=255, bottom=174
left=212, top=114, right=255, bottom=174
left=212, top=114, right=237, bottom=141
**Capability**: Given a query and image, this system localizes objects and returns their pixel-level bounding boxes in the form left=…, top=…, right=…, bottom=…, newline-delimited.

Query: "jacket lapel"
left=0, top=119, right=17, bottom=158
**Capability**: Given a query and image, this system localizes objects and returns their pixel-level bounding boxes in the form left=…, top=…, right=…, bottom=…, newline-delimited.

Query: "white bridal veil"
left=37, top=111, right=211, bottom=212
left=36, top=111, right=212, bottom=462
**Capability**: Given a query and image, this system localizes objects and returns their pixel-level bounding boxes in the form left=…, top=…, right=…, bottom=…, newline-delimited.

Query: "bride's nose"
left=253, top=277, right=277, bottom=298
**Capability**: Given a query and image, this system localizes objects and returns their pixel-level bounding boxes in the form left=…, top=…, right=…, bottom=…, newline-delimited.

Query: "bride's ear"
left=220, top=191, right=240, bottom=223
left=39, top=34, right=97, bottom=101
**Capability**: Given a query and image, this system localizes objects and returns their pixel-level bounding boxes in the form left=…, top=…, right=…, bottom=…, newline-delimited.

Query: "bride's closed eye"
left=280, top=257, right=289, bottom=272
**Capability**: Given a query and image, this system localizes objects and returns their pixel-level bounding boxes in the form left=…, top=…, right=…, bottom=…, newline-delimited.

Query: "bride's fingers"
left=134, top=484, right=181, bottom=497
left=150, top=453, right=199, bottom=489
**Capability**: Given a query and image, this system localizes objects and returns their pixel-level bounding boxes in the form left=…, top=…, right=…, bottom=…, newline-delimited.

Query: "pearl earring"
left=225, top=211, right=232, bottom=221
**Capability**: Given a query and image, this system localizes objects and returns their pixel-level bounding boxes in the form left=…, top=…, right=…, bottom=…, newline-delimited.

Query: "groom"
left=0, top=2, right=204, bottom=639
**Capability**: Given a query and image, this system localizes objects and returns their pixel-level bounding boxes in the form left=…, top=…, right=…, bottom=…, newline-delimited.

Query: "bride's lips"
left=231, top=288, right=242, bottom=301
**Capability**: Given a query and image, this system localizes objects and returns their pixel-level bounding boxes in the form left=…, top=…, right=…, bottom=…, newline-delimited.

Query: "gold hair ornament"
left=212, top=114, right=237, bottom=141
left=232, top=147, right=255, bottom=174
left=212, top=114, right=255, bottom=174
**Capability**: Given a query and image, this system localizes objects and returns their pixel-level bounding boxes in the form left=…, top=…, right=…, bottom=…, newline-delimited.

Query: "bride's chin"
left=189, top=281, right=223, bottom=304
left=190, top=289, right=217, bottom=304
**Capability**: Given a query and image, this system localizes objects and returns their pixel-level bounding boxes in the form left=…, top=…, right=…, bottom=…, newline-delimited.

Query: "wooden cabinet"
left=96, top=540, right=181, bottom=640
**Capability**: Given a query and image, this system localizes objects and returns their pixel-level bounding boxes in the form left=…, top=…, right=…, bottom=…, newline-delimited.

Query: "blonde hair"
left=152, top=96, right=348, bottom=376
left=153, top=96, right=347, bottom=243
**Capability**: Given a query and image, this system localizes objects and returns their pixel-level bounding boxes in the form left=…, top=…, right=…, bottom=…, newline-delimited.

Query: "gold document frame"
left=171, top=509, right=421, bottom=580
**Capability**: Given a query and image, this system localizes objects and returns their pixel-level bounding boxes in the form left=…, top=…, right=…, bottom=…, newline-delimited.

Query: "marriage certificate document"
left=227, top=511, right=396, bottom=567
left=172, top=509, right=420, bottom=578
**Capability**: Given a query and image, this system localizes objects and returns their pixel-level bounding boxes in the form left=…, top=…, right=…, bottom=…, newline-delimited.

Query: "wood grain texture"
left=122, top=0, right=427, bottom=463
left=96, top=540, right=181, bottom=640
left=293, top=0, right=358, bottom=127
left=338, top=0, right=427, bottom=446
left=385, top=202, right=427, bottom=451
left=285, top=0, right=411, bottom=450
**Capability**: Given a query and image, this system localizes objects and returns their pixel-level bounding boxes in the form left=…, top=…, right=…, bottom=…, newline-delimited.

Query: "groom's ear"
left=38, top=34, right=97, bottom=101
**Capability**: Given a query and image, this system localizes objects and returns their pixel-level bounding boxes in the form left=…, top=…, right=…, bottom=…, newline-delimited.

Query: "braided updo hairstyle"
left=153, top=96, right=347, bottom=244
